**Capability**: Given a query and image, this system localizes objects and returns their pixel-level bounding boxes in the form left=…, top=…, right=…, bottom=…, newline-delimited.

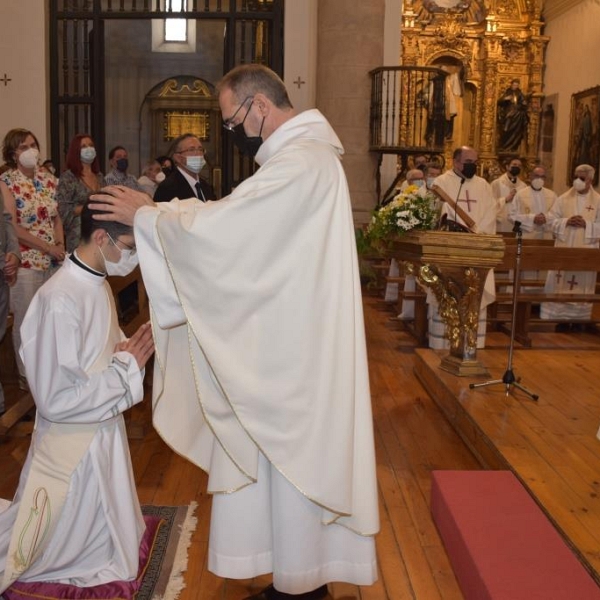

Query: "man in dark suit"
left=154, top=133, right=217, bottom=203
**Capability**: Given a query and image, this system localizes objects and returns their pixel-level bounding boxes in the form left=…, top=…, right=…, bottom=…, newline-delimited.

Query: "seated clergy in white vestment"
left=427, top=147, right=497, bottom=350
left=541, top=163, right=600, bottom=324
left=0, top=203, right=154, bottom=593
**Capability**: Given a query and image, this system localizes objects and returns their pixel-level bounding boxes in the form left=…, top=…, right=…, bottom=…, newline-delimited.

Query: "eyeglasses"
left=175, top=146, right=205, bottom=156
left=110, top=234, right=137, bottom=255
left=222, top=96, right=254, bottom=131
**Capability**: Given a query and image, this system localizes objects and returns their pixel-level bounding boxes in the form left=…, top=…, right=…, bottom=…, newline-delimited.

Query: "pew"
left=490, top=240, right=600, bottom=346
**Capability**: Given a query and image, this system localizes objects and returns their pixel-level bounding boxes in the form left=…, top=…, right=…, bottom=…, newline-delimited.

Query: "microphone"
left=452, top=176, right=465, bottom=230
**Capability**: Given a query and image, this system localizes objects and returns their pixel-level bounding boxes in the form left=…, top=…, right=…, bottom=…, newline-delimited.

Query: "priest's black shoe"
left=243, top=583, right=329, bottom=600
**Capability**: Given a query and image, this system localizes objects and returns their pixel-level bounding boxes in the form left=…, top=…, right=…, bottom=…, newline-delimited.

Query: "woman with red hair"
left=56, top=133, right=105, bottom=252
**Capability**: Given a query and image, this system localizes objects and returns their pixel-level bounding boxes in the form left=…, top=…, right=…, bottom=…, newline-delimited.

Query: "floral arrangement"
left=364, top=184, right=440, bottom=252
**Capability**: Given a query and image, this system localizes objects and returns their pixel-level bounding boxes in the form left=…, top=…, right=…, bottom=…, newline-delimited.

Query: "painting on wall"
left=537, top=93, right=557, bottom=190
left=567, top=86, right=600, bottom=186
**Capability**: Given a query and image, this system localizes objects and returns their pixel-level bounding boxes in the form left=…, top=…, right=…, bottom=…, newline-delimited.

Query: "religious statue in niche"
left=497, top=79, right=529, bottom=151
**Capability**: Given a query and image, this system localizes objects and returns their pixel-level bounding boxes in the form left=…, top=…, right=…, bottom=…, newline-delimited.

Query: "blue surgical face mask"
left=412, top=179, right=424, bottom=188
left=80, top=147, right=96, bottom=164
left=116, top=158, right=128, bottom=172
left=185, top=156, right=206, bottom=174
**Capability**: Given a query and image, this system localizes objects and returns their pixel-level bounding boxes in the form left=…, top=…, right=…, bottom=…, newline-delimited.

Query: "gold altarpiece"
left=400, top=0, right=549, bottom=176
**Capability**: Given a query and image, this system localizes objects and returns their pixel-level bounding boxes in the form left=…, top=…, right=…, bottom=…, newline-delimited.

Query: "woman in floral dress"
left=56, top=133, right=104, bottom=252
left=1, top=128, right=65, bottom=390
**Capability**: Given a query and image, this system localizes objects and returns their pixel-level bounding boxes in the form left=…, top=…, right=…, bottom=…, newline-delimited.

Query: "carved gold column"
left=393, top=231, right=505, bottom=376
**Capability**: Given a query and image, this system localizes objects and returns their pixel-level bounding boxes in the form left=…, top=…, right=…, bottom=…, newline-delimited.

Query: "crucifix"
left=293, top=76, right=306, bottom=89
left=458, top=190, right=477, bottom=212
left=0, top=74, right=12, bottom=87
left=555, top=271, right=562, bottom=284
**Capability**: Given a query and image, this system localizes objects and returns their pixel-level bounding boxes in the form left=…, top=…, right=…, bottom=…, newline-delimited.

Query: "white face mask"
left=185, top=155, right=206, bottom=174
left=80, top=146, right=97, bottom=164
left=530, top=178, right=544, bottom=191
left=100, top=234, right=139, bottom=277
left=573, top=177, right=587, bottom=192
left=426, top=177, right=436, bottom=189
left=155, top=170, right=166, bottom=183
left=411, top=179, right=424, bottom=188
left=18, top=147, right=40, bottom=169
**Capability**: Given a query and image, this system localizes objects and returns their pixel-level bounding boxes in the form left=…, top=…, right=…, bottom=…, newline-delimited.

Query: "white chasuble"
left=135, top=109, right=379, bottom=537
left=0, top=258, right=145, bottom=591
left=427, top=170, right=497, bottom=349
left=541, top=188, right=600, bottom=320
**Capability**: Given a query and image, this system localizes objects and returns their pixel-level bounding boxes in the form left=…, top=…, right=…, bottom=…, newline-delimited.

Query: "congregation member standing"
left=0, top=204, right=154, bottom=593
left=56, top=133, right=105, bottom=252
left=104, top=146, right=143, bottom=191
left=541, top=163, right=600, bottom=331
left=0, top=181, right=20, bottom=415
left=428, top=146, right=497, bottom=349
left=92, top=63, right=379, bottom=600
left=1, top=128, right=65, bottom=392
left=153, top=133, right=216, bottom=202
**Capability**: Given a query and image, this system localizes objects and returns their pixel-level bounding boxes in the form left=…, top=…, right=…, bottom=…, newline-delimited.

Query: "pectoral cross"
left=567, top=275, right=579, bottom=290
left=585, top=204, right=594, bottom=212
left=458, top=191, right=477, bottom=212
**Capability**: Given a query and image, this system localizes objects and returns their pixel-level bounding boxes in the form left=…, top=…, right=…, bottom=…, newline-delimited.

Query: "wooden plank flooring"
left=3, top=293, right=600, bottom=598
left=415, top=344, right=600, bottom=585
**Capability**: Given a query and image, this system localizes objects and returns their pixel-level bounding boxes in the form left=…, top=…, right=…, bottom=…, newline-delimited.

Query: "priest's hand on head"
left=114, top=322, right=155, bottom=369
left=90, top=185, right=155, bottom=226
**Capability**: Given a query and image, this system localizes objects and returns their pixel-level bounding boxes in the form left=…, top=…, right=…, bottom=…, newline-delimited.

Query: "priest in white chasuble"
left=0, top=205, right=154, bottom=592
left=541, top=163, right=600, bottom=325
left=427, top=146, right=497, bottom=350
left=92, top=64, right=379, bottom=600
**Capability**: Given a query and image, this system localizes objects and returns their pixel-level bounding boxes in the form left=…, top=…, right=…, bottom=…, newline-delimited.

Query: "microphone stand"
left=469, top=221, right=539, bottom=400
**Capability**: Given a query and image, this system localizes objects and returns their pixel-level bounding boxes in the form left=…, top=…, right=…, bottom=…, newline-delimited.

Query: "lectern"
left=391, top=231, right=505, bottom=376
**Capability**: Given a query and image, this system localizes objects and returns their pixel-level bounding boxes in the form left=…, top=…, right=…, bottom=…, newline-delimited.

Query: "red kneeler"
left=431, top=470, right=600, bottom=600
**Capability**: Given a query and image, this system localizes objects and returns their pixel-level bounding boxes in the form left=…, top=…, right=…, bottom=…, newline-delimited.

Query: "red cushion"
left=431, top=470, right=600, bottom=600
left=4, top=514, right=163, bottom=600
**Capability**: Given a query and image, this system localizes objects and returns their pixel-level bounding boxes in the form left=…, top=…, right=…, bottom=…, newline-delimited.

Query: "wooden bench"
left=431, top=470, right=600, bottom=599
left=490, top=241, right=600, bottom=346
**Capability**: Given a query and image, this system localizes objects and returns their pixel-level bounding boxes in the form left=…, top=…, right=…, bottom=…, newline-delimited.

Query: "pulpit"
left=392, top=231, right=505, bottom=376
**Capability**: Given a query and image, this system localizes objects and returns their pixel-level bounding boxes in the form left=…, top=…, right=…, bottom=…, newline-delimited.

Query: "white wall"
left=543, top=0, right=600, bottom=194
left=284, top=0, right=318, bottom=112
left=0, top=1, right=50, bottom=160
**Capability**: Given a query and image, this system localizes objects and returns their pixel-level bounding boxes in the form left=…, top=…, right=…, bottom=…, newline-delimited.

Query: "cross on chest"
left=458, top=190, right=477, bottom=212
left=585, top=204, right=594, bottom=212
left=567, top=275, right=579, bottom=290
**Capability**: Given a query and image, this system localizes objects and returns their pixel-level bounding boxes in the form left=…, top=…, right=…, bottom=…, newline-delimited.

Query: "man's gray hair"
left=217, top=64, right=293, bottom=110
left=575, top=164, right=595, bottom=179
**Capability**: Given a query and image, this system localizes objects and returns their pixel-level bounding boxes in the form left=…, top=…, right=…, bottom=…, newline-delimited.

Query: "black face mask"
left=509, top=166, right=521, bottom=177
left=461, top=163, right=477, bottom=179
left=231, top=117, right=265, bottom=157
left=161, top=166, right=172, bottom=176
left=116, top=158, right=128, bottom=172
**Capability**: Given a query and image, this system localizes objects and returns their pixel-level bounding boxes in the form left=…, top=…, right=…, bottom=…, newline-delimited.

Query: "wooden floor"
left=2, top=294, right=600, bottom=598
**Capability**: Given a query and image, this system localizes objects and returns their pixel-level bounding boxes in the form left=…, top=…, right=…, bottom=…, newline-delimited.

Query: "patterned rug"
left=139, top=504, right=198, bottom=600
left=3, top=503, right=198, bottom=600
